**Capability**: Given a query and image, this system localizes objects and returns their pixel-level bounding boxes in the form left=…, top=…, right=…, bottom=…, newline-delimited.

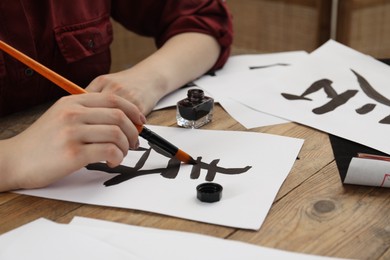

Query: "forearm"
left=87, top=32, right=221, bottom=115
left=125, top=32, right=221, bottom=98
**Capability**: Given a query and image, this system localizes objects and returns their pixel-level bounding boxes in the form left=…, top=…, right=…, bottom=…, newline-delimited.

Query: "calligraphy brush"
left=0, top=40, right=196, bottom=165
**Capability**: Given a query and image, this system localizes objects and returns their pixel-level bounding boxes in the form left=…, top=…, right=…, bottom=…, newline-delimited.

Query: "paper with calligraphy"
left=16, top=126, right=303, bottom=230
left=197, top=40, right=390, bottom=155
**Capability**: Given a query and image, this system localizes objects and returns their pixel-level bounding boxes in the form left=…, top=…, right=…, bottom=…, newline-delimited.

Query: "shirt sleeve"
left=111, top=0, right=233, bottom=70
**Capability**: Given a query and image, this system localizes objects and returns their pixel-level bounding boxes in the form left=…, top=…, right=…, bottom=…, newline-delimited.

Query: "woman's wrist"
left=0, top=138, right=21, bottom=192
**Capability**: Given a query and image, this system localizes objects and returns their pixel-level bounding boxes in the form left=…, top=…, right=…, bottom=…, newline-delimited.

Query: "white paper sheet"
left=345, top=158, right=390, bottom=187
left=0, top=217, right=348, bottom=260
left=68, top=216, right=347, bottom=260
left=201, top=40, right=390, bottom=155
left=0, top=218, right=142, bottom=260
left=195, top=68, right=291, bottom=128
left=16, top=125, right=303, bottom=230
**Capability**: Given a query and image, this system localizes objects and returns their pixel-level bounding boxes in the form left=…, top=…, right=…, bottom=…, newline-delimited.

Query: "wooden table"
left=1, top=103, right=389, bottom=260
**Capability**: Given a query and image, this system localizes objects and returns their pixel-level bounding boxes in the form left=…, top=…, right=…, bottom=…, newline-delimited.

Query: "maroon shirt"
left=0, top=0, right=233, bottom=116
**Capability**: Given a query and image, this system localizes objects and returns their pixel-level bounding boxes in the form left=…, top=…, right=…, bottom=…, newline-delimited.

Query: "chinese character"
left=86, top=146, right=252, bottom=187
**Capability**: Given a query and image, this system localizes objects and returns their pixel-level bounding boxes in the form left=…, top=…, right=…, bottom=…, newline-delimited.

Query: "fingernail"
left=140, top=114, right=147, bottom=124
left=134, top=139, right=140, bottom=149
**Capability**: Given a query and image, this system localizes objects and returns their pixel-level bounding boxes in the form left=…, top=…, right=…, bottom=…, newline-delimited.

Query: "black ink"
left=379, top=114, right=390, bottom=124
left=249, top=63, right=289, bottom=70
left=356, top=103, right=376, bottom=114
left=86, top=146, right=252, bottom=187
left=281, top=79, right=335, bottom=101
left=312, top=90, right=358, bottom=114
left=161, top=157, right=181, bottom=179
left=351, top=69, right=390, bottom=106
left=281, top=69, right=390, bottom=124
left=302, top=79, right=337, bottom=98
left=190, top=157, right=203, bottom=179
left=281, top=79, right=358, bottom=114
left=281, top=93, right=312, bottom=101
left=351, top=70, right=390, bottom=124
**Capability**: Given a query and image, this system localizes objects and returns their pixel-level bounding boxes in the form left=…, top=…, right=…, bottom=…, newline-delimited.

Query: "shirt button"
left=88, top=39, right=95, bottom=48
left=24, top=68, right=34, bottom=76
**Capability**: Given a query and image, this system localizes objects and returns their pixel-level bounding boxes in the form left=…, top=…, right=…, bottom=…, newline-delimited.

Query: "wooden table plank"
left=228, top=162, right=390, bottom=259
left=0, top=194, right=81, bottom=234
left=0, top=193, right=20, bottom=205
left=0, top=103, right=49, bottom=139
left=257, top=123, right=335, bottom=200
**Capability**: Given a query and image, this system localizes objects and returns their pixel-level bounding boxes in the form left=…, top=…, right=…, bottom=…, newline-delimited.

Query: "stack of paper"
left=0, top=216, right=348, bottom=260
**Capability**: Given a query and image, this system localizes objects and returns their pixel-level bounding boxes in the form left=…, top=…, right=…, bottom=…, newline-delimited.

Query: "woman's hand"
left=87, top=69, right=161, bottom=115
left=0, top=93, right=146, bottom=191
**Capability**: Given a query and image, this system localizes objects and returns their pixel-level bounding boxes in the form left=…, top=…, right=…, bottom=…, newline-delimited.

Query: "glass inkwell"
left=176, top=88, right=214, bottom=128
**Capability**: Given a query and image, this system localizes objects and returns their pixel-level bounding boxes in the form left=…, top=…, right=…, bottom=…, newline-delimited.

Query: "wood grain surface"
left=1, top=103, right=389, bottom=259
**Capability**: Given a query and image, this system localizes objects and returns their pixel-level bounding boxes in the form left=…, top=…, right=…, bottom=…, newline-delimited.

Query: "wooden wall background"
left=337, top=0, right=390, bottom=59
left=226, top=0, right=332, bottom=54
left=109, top=0, right=390, bottom=73
left=109, top=22, right=156, bottom=72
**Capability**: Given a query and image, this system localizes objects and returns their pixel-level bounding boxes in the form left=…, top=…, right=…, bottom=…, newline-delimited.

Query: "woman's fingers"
left=74, top=107, right=140, bottom=150
left=58, top=93, right=144, bottom=149
left=75, top=92, right=146, bottom=126
left=74, top=124, right=135, bottom=156
left=5, top=92, right=146, bottom=191
left=80, top=143, right=127, bottom=168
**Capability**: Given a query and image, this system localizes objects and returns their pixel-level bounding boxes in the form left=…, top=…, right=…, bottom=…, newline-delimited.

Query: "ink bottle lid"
left=176, top=88, right=214, bottom=129
left=196, top=182, right=223, bottom=203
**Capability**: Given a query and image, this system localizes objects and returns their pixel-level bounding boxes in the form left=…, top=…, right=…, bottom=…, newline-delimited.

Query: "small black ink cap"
left=196, top=182, right=223, bottom=203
